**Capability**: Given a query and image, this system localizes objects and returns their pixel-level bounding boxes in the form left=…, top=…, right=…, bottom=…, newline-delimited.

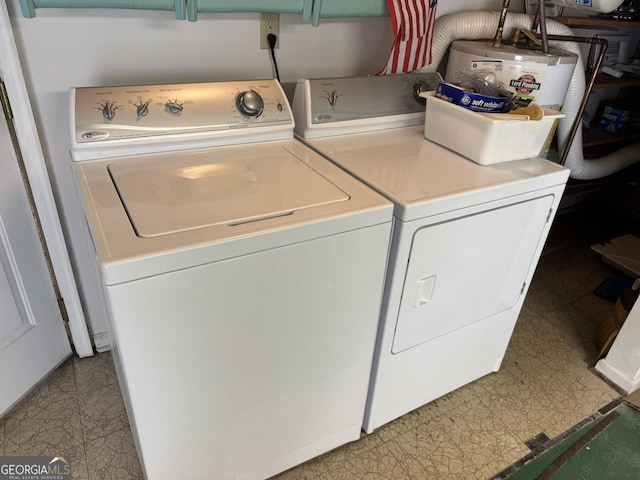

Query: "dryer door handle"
left=412, top=275, right=436, bottom=307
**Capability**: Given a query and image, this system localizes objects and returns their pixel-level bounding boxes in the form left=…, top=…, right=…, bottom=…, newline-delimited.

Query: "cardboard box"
left=421, top=92, right=564, bottom=165
left=593, top=35, right=629, bottom=68
left=598, top=105, right=633, bottom=133
left=595, top=286, right=640, bottom=361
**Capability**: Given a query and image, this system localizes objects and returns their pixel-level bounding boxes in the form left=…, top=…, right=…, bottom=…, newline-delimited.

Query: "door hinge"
left=0, top=80, right=15, bottom=121
left=520, top=282, right=527, bottom=295
left=546, top=208, right=553, bottom=223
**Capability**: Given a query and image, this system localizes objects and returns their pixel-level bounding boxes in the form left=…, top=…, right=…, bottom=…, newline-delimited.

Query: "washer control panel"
left=73, top=80, right=291, bottom=144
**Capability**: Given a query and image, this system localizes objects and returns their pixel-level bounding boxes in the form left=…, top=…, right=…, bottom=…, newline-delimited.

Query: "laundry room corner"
left=5, top=0, right=640, bottom=478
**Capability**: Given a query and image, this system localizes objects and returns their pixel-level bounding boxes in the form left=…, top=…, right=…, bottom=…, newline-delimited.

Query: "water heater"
left=444, top=40, right=579, bottom=110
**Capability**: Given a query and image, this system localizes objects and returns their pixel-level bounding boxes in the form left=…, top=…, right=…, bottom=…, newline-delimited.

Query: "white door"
left=0, top=82, right=71, bottom=417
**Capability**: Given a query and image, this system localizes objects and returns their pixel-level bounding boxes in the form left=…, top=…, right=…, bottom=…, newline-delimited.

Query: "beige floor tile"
left=538, top=269, right=595, bottom=302
left=85, top=428, right=143, bottom=480
left=470, top=296, right=618, bottom=448
left=4, top=410, right=83, bottom=456
left=274, top=433, right=384, bottom=480
left=520, top=278, right=568, bottom=318
left=488, top=368, right=615, bottom=446
left=309, top=431, right=386, bottom=474
left=435, top=401, right=528, bottom=471
left=0, top=416, right=4, bottom=456
left=78, top=380, right=130, bottom=443
left=73, top=351, right=118, bottom=394
left=572, top=290, right=613, bottom=323
left=482, top=457, right=517, bottom=480
left=3, top=360, right=90, bottom=480
left=4, top=361, right=80, bottom=454
left=326, top=436, right=447, bottom=480
left=68, top=456, right=90, bottom=480
left=367, top=410, right=423, bottom=444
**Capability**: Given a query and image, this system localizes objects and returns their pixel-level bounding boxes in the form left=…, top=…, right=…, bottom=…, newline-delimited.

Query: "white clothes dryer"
left=70, top=80, right=393, bottom=479
left=292, top=74, right=570, bottom=434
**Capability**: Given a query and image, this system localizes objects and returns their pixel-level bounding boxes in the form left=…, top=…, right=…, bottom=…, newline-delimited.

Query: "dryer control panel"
left=292, top=73, right=442, bottom=139
left=72, top=80, right=292, bottom=147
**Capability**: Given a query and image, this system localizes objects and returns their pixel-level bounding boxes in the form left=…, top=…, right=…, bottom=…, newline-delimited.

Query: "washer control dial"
left=135, top=101, right=150, bottom=117
left=235, top=90, right=264, bottom=118
left=99, top=101, right=118, bottom=120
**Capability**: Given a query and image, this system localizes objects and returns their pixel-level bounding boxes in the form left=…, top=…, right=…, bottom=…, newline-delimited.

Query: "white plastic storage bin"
left=421, top=92, right=564, bottom=165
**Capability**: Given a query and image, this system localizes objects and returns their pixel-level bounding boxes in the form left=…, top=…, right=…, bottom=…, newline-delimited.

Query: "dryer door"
left=391, top=194, right=554, bottom=354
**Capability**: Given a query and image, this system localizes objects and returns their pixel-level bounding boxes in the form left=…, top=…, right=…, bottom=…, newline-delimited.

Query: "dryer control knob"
left=236, top=90, right=264, bottom=118
left=412, top=81, right=429, bottom=105
left=99, top=101, right=117, bottom=121
left=325, top=90, right=340, bottom=107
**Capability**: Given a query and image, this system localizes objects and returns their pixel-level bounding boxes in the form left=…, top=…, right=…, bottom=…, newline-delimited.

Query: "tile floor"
left=0, top=210, right=632, bottom=480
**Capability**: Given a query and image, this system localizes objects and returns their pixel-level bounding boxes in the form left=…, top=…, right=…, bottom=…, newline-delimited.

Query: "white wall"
left=6, top=0, right=523, bottom=347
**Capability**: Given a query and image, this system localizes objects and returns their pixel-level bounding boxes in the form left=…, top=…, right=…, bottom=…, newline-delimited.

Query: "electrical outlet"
left=260, top=13, right=279, bottom=49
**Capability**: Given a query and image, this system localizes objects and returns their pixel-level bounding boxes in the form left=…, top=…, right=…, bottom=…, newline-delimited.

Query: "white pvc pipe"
left=421, top=10, right=640, bottom=180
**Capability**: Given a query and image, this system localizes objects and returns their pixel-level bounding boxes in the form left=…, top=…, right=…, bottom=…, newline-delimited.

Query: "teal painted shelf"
left=311, top=0, right=389, bottom=26
left=19, top=0, right=186, bottom=19
left=18, top=0, right=390, bottom=25
left=186, top=0, right=313, bottom=22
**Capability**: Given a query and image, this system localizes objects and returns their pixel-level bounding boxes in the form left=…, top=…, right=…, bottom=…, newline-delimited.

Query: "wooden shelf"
left=592, top=74, right=640, bottom=89
left=582, top=125, right=640, bottom=148
left=551, top=16, right=640, bottom=28
left=549, top=16, right=640, bottom=154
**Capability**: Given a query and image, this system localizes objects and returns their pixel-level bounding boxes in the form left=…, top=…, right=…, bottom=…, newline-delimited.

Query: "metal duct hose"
left=420, top=10, right=640, bottom=180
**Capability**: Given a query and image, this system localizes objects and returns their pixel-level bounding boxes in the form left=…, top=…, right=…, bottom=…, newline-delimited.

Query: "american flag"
left=378, top=0, right=438, bottom=75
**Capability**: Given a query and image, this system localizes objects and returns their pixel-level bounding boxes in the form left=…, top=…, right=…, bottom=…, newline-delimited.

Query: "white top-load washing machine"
left=292, top=74, right=570, bottom=434
left=70, top=79, right=393, bottom=480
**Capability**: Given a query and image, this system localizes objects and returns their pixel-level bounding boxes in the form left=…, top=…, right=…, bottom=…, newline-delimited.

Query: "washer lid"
left=109, top=146, right=349, bottom=237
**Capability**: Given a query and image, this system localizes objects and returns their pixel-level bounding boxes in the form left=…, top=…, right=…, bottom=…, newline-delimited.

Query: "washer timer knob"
left=235, top=90, right=264, bottom=118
